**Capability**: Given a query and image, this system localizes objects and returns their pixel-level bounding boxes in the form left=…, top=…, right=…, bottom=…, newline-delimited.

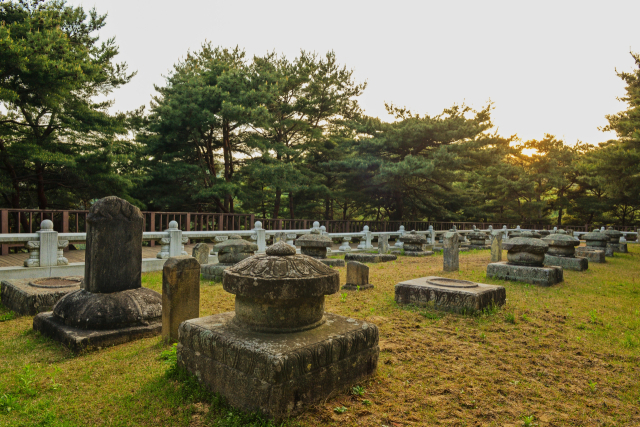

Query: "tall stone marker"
left=192, top=243, right=210, bottom=265
left=33, top=196, right=162, bottom=351
left=490, top=232, right=503, bottom=262
left=378, top=234, right=390, bottom=254
left=162, top=256, right=200, bottom=342
left=343, top=261, right=373, bottom=290
left=443, top=230, right=459, bottom=272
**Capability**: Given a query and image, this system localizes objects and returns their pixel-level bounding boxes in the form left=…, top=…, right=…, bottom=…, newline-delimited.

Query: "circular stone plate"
left=28, top=277, right=81, bottom=289
left=426, top=278, right=479, bottom=288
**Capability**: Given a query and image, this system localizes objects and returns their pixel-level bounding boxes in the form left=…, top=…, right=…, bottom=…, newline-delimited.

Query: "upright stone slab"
left=343, top=261, right=372, bottom=290
left=33, top=196, right=162, bottom=351
left=490, top=232, right=503, bottom=262
left=192, top=243, right=210, bottom=265
left=443, top=230, right=459, bottom=272
left=162, top=256, right=200, bottom=342
left=177, top=242, right=379, bottom=420
left=378, top=234, right=390, bottom=254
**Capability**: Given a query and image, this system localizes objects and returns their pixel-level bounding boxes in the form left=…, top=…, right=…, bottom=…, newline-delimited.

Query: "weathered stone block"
left=162, top=256, right=200, bottom=342
left=177, top=312, right=379, bottom=421
left=443, top=231, right=459, bottom=272
left=200, top=263, right=233, bottom=282
left=608, top=243, right=628, bottom=254
left=486, top=261, right=563, bottom=287
left=395, top=276, right=505, bottom=313
left=575, top=247, right=606, bottom=263
left=378, top=235, right=390, bottom=254
left=344, top=253, right=397, bottom=263
left=1, top=277, right=82, bottom=316
left=544, top=255, right=588, bottom=271
left=192, top=243, right=210, bottom=265
left=343, top=261, right=372, bottom=290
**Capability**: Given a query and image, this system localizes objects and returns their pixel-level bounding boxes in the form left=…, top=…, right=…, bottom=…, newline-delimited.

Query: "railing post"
left=363, top=225, right=373, bottom=249
left=428, top=225, right=435, bottom=244
left=250, top=214, right=255, bottom=230
left=62, top=211, right=69, bottom=233
left=186, top=213, right=191, bottom=232
left=395, top=225, right=405, bottom=248
left=27, top=219, right=68, bottom=267
left=218, top=214, right=224, bottom=231
left=502, top=225, right=508, bottom=241
left=253, top=221, right=266, bottom=253
left=157, top=220, right=186, bottom=259
left=1, top=209, right=7, bottom=255
left=149, top=213, right=156, bottom=247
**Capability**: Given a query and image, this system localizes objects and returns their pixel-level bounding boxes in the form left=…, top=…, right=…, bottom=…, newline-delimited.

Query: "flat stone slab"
left=344, top=253, right=397, bottom=263
left=201, top=263, right=233, bottom=282
left=394, top=276, right=505, bottom=313
left=544, top=255, right=588, bottom=271
left=575, top=247, right=606, bottom=263
left=401, top=251, right=434, bottom=257
left=33, top=311, right=161, bottom=351
left=177, top=312, right=379, bottom=421
left=319, top=259, right=345, bottom=267
left=486, top=261, right=563, bottom=287
left=1, top=277, right=82, bottom=316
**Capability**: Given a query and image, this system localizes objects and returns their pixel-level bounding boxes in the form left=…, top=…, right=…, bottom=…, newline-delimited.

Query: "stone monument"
left=490, top=232, right=503, bottom=262
left=575, top=229, right=608, bottom=263
left=162, top=256, right=200, bottom=342
left=343, top=261, right=373, bottom=290
left=486, top=231, right=563, bottom=286
left=295, top=227, right=344, bottom=267
left=398, top=230, right=432, bottom=257
left=443, top=229, right=459, bottom=272
left=33, top=196, right=162, bottom=350
left=542, top=230, right=587, bottom=271
left=177, top=241, right=379, bottom=420
left=201, top=235, right=257, bottom=282
left=395, top=276, right=506, bottom=313
left=604, top=227, right=627, bottom=254
left=192, top=243, right=210, bottom=265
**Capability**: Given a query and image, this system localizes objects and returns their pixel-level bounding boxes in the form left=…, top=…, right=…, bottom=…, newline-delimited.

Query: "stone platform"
left=575, top=247, right=606, bottom=263
left=344, top=253, right=397, bottom=263
left=33, top=311, right=161, bottom=351
left=200, top=263, right=233, bottom=282
left=319, top=259, right=345, bottom=267
left=486, top=261, right=563, bottom=287
left=1, top=277, right=82, bottom=315
left=544, top=255, right=588, bottom=271
left=394, top=276, right=505, bottom=313
left=177, top=312, right=379, bottom=421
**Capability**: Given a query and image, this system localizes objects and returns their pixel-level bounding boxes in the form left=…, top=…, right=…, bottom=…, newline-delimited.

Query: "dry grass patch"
left=1, top=247, right=639, bottom=426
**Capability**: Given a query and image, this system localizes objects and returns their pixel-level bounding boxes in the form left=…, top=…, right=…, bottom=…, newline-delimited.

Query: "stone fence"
left=0, top=220, right=637, bottom=281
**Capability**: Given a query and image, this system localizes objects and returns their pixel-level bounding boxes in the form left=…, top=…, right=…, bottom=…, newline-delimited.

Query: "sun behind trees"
left=0, top=0, right=638, bottom=227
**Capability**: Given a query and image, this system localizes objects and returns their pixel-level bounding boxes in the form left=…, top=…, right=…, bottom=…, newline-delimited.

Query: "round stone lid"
left=468, top=231, right=486, bottom=239
left=294, top=229, right=332, bottom=248
left=541, top=233, right=579, bottom=247
left=521, top=231, right=542, bottom=239
left=223, top=241, right=340, bottom=300
left=399, top=230, right=427, bottom=244
left=29, top=277, right=81, bottom=289
left=503, top=237, right=548, bottom=254
left=583, top=230, right=608, bottom=241
left=604, top=227, right=622, bottom=238
left=213, top=236, right=258, bottom=254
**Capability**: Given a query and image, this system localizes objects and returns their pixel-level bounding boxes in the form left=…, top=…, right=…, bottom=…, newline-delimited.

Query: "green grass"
left=1, top=246, right=639, bottom=426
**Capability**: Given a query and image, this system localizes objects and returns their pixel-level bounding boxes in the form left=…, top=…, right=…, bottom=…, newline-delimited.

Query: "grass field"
left=1, top=246, right=639, bottom=426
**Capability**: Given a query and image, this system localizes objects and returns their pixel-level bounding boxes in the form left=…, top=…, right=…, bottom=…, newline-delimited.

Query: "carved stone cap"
left=503, top=237, right=548, bottom=254
left=224, top=248, right=340, bottom=300
left=542, top=233, right=579, bottom=247
left=604, top=227, right=622, bottom=241
left=583, top=230, right=608, bottom=242
left=399, top=230, right=427, bottom=244
left=295, top=231, right=332, bottom=248
left=88, top=196, right=143, bottom=223
left=213, top=237, right=258, bottom=254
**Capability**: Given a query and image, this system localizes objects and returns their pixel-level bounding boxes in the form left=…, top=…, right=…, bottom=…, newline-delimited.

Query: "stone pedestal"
left=295, top=229, right=345, bottom=267
left=203, top=236, right=258, bottom=282
left=345, top=253, right=397, bottom=263
left=33, top=197, right=162, bottom=350
left=395, top=276, right=505, bottom=313
left=544, top=254, right=588, bottom=271
left=178, top=242, right=379, bottom=420
left=575, top=247, right=606, bottom=263
left=343, top=261, right=372, bottom=290
left=607, top=243, right=628, bottom=254
left=162, top=256, right=200, bottom=342
left=443, top=230, right=459, bottom=272
left=1, top=277, right=82, bottom=316
left=486, top=262, right=563, bottom=287
left=192, top=243, right=210, bottom=265
left=399, top=230, right=431, bottom=256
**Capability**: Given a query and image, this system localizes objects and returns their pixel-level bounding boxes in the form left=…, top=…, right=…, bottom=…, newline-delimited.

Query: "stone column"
left=363, top=226, right=373, bottom=249
left=502, top=225, right=508, bottom=241
left=253, top=221, right=266, bottom=253
left=490, top=232, right=503, bottom=262
left=192, top=243, right=210, bottom=264
left=395, top=225, right=405, bottom=249
left=428, top=225, right=435, bottom=244
left=166, top=221, right=184, bottom=257
left=443, top=230, right=459, bottom=272
left=162, top=256, right=200, bottom=342
left=37, top=220, right=59, bottom=267
left=378, top=234, right=390, bottom=254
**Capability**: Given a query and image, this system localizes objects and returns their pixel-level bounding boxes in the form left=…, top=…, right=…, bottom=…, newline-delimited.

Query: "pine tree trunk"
left=273, top=187, right=281, bottom=219
left=36, top=166, right=47, bottom=210
left=557, top=208, right=563, bottom=226
left=289, top=192, right=295, bottom=219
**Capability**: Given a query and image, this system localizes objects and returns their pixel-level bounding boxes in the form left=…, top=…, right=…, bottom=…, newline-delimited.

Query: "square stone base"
left=544, top=255, right=588, bottom=271
left=319, top=259, right=345, bottom=267
left=200, top=263, right=233, bottom=282
left=344, top=253, right=397, bottom=263
left=177, top=312, right=379, bottom=421
left=342, top=283, right=374, bottom=291
left=608, top=243, right=628, bottom=254
left=395, top=276, right=505, bottom=313
left=1, top=277, right=82, bottom=316
left=575, top=247, right=606, bottom=263
left=486, top=262, right=563, bottom=287
left=33, top=312, right=161, bottom=351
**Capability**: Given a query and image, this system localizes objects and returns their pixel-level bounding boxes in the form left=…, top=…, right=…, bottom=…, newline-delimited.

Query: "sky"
left=69, top=0, right=640, bottom=146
